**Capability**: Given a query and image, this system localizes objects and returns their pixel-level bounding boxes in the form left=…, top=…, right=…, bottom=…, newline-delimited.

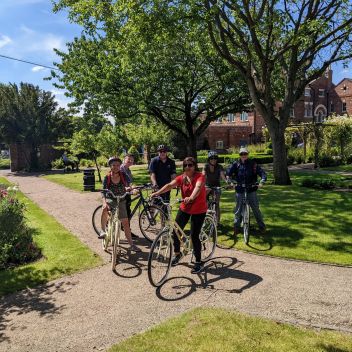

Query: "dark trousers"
left=173, top=210, right=206, bottom=263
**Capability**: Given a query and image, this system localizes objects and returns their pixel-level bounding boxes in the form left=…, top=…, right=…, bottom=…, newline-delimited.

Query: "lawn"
left=322, top=164, right=352, bottom=172
left=0, top=158, right=10, bottom=170
left=109, top=307, right=352, bottom=352
left=0, top=177, right=102, bottom=296
left=41, top=167, right=352, bottom=265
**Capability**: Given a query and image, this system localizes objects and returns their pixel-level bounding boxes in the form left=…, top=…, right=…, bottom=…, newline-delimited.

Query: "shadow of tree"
left=0, top=268, right=77, bottom=343
left=317, top=344, right=352, bottom=352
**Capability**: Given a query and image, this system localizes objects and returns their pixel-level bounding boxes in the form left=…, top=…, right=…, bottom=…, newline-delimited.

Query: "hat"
left=239, top=147, right=249, bottom=155
left=157, top=145, right=168, bottom=152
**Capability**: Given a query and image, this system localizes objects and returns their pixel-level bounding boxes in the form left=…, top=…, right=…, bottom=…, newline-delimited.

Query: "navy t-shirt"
left=149, top=156, right=176, bottom=187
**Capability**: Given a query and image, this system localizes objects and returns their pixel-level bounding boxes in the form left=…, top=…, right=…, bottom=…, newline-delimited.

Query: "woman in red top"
left=151, top=157, right=207, bottom=273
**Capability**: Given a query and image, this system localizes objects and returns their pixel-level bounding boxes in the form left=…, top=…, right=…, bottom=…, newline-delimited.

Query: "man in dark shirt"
left=149, top=145, right=176, bottom=203
left=227, top=147, right=267, bottom=237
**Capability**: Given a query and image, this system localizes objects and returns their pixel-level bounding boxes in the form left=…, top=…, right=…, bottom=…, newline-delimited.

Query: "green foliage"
left=319, top=154, right=342, bottom=168
left=0, top=187, right=40, bottom=269
left=96, top=124, right=124, bottom=158
left=51, top=158, right=65, bottom=169
left=197, top=153, right=273, bottom=164
left=79, top=159, right=95, bottom=168
left=0, top=158, right=10, bottom=170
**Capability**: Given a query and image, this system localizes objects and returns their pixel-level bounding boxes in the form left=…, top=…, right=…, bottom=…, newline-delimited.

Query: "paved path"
left=0, top=172, right=351, bottom=352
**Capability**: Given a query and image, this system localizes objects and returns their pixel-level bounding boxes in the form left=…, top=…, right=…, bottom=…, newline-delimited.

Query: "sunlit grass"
left=109, top=307, right=352, bottom=352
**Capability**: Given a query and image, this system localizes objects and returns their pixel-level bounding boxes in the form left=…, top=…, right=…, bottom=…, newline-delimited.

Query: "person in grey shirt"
left=120, top=154, right=138, bottom=238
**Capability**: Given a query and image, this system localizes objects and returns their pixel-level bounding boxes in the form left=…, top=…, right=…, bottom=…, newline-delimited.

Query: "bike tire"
left=111, top=221, right=121, bottom=271
left=92, top=204, right=103, bottom=236
left=102, top=216, right=114, bottom=251
left=147, top=229, right=173, bottom=287
left=139, top=205, right=167, bottom=243
left=200, top=215, right=217, bottom=262
left=243, top=204, right=250, bottom=245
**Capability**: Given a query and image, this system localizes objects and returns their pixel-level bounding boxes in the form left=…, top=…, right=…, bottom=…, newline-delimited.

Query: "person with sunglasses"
left=149, top=145, right=176, bottom=204
left=202, top=151, right=228, bottom=223
left=151, top=157, right=207, bottom=274
left=226, top=147, right=267, bottom=237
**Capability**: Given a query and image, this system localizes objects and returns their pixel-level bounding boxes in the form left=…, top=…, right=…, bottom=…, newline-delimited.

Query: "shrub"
left=319, top=155, right=340, bottom=168
left=51, top=158, right=65, bottom=169
left=97, top=156, right=108, bottom=167
left=347, top=154, right=352, bottom=164
left=79, top=159, right=95, bottom=168
left=0, top=158, right=10, bottom=170
left=0, top=187, right=40, bottom=269
left=197, top=150, right=209, bottom=156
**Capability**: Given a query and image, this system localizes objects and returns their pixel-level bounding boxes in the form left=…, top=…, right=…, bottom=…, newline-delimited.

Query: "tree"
left=70, top=129, right=102, bottom=181
left=123, top=116, right=171, bottom=163
left=52, top=0, right=250, bottom=158
left=96, top=124, right=125, bottom=158
left=0, top=83, right=62, bottom=170
left=203, top=0, right=352, bottom=184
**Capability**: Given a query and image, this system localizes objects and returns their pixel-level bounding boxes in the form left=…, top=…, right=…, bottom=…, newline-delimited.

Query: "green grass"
left=322, top=164, right=352, bottom=172
left=41, top=168, right=352, bottom=265
left=109, top=307, right=352, bottom=352
left=0, top=158, right=10, bottom=169
left=0, top=177, right=102, bottom=296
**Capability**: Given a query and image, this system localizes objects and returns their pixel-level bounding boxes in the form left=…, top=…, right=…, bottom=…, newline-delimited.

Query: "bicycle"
left=147, top=198, right=217, bottom=287
left=92, top=183, right=167, bottom=244
left=100, top=189, right=130, bottom=271
left=206, top=186, right=229, bottom=226
left=231, top=182, right=259, bottom=245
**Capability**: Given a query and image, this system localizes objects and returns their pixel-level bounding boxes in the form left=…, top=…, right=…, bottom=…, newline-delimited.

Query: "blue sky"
left=0, top=0, right=351, bottom=110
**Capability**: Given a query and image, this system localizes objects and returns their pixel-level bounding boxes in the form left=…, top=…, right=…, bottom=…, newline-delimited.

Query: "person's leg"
left=190, top=213, right=206, bottom=263
left=125, top=194, right=138, bottom=238
left=215, top=189, right=221, bottom=223
left=99, top=206, right=109, bottom=238
left=234, top=192, right=244, bottom=232
left=160, top=191, right=171, bottom=214
left=248, top=191, right=265, bottom=230
left=173, top=210, right=190, bottom=261
left=119, top=200, right=140, bottom=251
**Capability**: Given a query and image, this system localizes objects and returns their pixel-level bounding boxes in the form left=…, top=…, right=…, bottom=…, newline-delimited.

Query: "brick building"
left=203, top=69, right=352, bottom=151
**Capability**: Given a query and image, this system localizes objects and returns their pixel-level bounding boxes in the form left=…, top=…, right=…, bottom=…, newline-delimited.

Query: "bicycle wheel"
left=243, top=204, right=250, bottom=245
left=147, top=229, right=173, bottom=287
left=92, top=204, right=103, bottom=236
left=139, top=205, right=167, bottom=242
left=111, top=221, right=121, bottom=271
left=200, top=215, right=217, bottom=262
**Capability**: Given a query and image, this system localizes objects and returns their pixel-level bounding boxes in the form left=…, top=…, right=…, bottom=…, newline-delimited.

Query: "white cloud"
left=0, top=35, right=12, bottom=48
left=31, top=66, right=45, bottom=72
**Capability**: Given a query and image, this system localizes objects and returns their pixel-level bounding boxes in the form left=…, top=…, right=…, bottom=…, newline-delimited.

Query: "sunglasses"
left=159, top=150, right=167, bottom=153
left=183, top=163, right=195, bottom=168
left=240, top=153, right=248, bottom=156
left=209, top=157, right=218, bottom=160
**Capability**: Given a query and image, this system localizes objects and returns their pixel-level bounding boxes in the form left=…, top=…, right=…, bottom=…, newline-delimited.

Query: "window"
left=342, top=102, right=347, bottom=112
left=290, top=108, right=295, bottom=118
left=305, top=88, right=311, bottom=97
left=227, top=113, right=235, bottom=122
left=315, top=112, right=324, bottom=123
left=240, top=111, right=248, bottom=121
left=304, top=102, right=313, bottom=117
left=215, top=117, right=222, bottom=123
left=216, top=140, right=224, bottom=149
left=319, top=89, right=325, bottom=97
left=330, top=102, right=334, bottom=113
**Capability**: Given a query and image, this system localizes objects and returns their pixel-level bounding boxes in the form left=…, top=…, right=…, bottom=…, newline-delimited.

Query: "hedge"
left=197, top=153, right=273, bottom=164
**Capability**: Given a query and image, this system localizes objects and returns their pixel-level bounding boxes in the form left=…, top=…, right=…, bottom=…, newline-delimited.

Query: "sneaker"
left=131, top=232, right=139, bottom=239
left=98, top=230, right=106, bottom=239
left=191, top=262, right=204, bottom=274
left=171, top=253, right=182, bottom=267
left=129, top=244, right=141, bottom=252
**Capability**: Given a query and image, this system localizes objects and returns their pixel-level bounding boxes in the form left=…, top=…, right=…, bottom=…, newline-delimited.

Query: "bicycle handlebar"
left=101, top=189, right=132, bottom=200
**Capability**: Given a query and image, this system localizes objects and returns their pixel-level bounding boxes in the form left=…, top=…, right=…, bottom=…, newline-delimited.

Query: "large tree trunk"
left=186, top=137, right=197, bottom=160
left=268, top=125, right=291, bottom=185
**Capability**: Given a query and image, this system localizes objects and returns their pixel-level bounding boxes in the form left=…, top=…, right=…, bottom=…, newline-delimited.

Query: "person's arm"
left=151, top=179, right=178, bottom=197
left=101, top=176, right=109, bottom=208
left=170, top=160, right=176, bottom=180
left=184, top=179, right=204, bottom=204
left=257, top=165, right=267, bottom=187
left=149, top=159, right=158, bottom=187
left=150, top=172, right=157, bottom=188
left=220, top=170, right=227, bottom=183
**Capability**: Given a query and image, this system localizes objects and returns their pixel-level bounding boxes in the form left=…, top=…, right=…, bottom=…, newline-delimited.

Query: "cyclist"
left=98, top=156, right=141, bottom=252
left=202, top=150, right=228, bottom=223
left=151, top=157, right=207, bottom=274
left=120, top=153, right=138, bottom=239
left=226, top=147, right=267, bottom=237
left=149, top=144, right=176, bottom=204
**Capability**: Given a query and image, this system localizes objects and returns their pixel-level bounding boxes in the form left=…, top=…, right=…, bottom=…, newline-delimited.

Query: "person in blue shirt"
left=227, top=147, right=267, bottom=237
left=149, top=145, right=176, bottom=203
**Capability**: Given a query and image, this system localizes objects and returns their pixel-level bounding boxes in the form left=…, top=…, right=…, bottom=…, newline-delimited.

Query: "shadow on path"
left=156, top=256, right=262, bottom=301
left=0, top=278, right=77, bottom=344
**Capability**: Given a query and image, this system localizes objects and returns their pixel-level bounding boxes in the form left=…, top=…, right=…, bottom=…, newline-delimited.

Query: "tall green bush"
left=0, top=187, right=40, bottom=269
